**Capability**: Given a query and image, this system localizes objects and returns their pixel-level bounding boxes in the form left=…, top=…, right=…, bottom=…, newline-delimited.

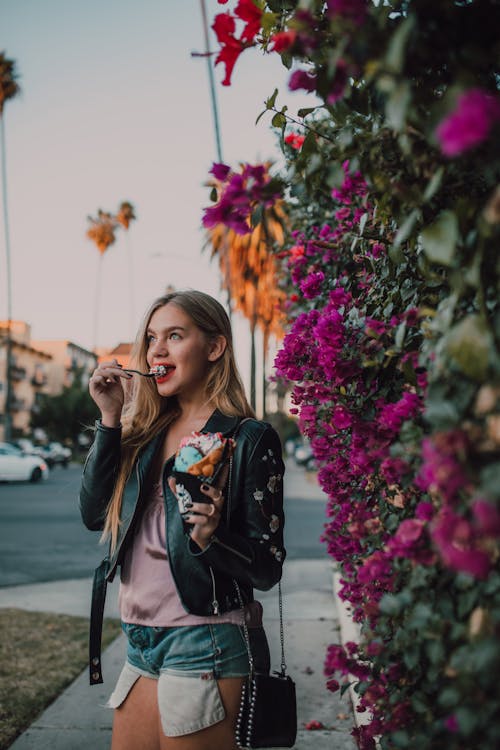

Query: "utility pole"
left=199, top=0, right=223, bottom=163
left=197, top=1, right=233, bottom=320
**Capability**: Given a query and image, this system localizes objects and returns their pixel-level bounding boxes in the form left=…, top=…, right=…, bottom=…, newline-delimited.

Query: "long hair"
left=102, top=289, right=254, bottom=551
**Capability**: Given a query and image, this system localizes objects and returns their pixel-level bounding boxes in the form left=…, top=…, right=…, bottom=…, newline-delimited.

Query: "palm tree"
left=205, top=200, right=287, bottom=414
left=0, top=52, right=21, bottom=441
left=86, top=210, right=119, bottom=351
left=116, top=201, right=137, bottom=339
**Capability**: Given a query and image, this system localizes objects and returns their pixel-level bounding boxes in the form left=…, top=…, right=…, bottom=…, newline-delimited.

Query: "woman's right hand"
left=88, top=359, right=132, bottom=427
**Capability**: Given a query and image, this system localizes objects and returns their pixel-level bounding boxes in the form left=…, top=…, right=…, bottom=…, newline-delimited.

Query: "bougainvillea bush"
left=206, top=1, right=500, bottom=748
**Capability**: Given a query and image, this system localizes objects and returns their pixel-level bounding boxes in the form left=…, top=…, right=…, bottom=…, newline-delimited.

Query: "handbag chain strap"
left=228, top=448, right=287, bottom=678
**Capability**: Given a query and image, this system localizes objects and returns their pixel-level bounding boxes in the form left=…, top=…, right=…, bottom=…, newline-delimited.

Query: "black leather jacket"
left=79, top=410, right=285, bottom=683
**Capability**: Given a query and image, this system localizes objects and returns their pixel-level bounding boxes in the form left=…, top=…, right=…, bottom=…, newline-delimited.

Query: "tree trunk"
left=1, top=116, right=13, bottom=441
left=262, top=330, right=268, bottom=420
left=92, top=253, right=104, bottom=352
left=250, top=320, right=256, bottom=412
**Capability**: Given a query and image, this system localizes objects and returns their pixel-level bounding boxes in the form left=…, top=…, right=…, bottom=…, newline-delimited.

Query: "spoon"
left=121, top=365, right=168, bottom=378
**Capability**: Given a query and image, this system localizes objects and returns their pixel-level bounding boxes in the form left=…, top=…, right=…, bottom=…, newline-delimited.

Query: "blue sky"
left=1, top=0, right=313, bottom=380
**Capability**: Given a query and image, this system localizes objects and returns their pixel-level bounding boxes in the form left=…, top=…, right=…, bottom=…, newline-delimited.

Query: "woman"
left=79, top=289, right=285, bottom=750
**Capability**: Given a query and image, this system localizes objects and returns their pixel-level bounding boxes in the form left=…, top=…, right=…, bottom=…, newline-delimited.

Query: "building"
left=97, top=342, right=133, bottom=369
left=33, top=339, right=98, bottom=394
left=0, top=321, right=53, bottom=440
left=0, top=322, right=98, bottom=441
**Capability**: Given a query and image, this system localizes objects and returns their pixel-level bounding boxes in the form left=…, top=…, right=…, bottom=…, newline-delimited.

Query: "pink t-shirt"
left=119, top=481, right=249, bottom=627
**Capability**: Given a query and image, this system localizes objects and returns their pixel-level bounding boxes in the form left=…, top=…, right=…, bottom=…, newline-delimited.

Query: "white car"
left=0, top=442, right=49, bottom=482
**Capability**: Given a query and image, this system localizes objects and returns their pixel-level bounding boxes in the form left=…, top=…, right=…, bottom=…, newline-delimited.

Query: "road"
left=0, top=461, right=329, bottom=587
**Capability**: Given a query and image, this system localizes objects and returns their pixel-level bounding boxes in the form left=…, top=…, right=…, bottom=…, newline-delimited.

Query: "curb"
left=332, top=569, right=371, bottom=733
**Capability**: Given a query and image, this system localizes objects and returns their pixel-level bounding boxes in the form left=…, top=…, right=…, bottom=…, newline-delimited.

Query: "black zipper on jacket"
left=209, top=566, right=219, bottom=614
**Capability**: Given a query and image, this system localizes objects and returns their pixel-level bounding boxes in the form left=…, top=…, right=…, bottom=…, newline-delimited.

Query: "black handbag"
left=234, top=580, right=297, bottom=749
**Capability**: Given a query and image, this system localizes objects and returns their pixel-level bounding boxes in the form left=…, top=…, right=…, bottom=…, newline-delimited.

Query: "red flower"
left=212, top=1, right=262, bottom=86
left=235, top=0, right=262, bottom=42
left=305, top=720, right=325, bottom=730
left=212, top=13, right=244, bottom=86
left=285, top=132, right=306, bottom=150
left=271, top=30, right=297, bottom=52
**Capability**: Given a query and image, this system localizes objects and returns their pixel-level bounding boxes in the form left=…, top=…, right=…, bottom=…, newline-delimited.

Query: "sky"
left=1, top=0, right=313, bottom=389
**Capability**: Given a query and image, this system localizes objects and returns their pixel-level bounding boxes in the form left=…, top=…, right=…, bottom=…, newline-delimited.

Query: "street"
left=0, top=461, right=329, bottom=587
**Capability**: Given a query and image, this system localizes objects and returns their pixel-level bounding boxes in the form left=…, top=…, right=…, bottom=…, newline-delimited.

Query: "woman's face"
left=145, top=303, right=221, bottom=400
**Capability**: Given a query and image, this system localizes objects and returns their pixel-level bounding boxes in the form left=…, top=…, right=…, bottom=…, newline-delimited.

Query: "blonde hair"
left=102, top=289, right=254, bottom=551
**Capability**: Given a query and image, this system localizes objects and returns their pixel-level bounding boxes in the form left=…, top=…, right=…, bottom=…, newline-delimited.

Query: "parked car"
left=42, top=442, right=72, bottom=468
left=294, top=439, right=316, bottom=471
left=11, top=438, right=45, bottom=459
left=0, top=442, right=49, bottom=482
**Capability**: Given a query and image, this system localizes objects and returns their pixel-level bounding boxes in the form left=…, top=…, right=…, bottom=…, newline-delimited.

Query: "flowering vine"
left=207, top=1, right=500, bottom=747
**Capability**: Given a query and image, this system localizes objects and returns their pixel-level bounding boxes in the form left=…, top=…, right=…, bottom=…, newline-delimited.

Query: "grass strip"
left=0, top=608, right=120, bottom=750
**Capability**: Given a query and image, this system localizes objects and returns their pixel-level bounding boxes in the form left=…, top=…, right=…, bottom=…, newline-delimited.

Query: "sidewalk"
left=1, top=463, right=357, bottom=749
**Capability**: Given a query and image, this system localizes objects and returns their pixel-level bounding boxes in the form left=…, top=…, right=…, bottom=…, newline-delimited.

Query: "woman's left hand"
left=167, top=477, right=225, bottom=550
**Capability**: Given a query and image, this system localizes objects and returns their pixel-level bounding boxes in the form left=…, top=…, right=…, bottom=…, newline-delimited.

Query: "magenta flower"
left=386, top=519, right=435, bottom=565
left=380, top=456, right=410, bottom=485
left=370, top=242, right=386, bottom=259
left=432, top=508, right=492, bottom=579
left=326, top=0, right=368, bottom=25
left=202, top=161, right=283, bottom=235
left=365, top=317, right=386, bottom=337
left=288, top=69, right=317, bottom=93
left=300, top=270, right=325, bottom=299
left=472, top=499, right=500, bottom=536
left=436, top=88, right=500, bottom=157
left=444, top=714, right=459, bottom=733
left=415, top=502, right=434, bottom=522
left=327, top=60, right=348, bottom=104
left=416, top=432, right=469, bottom=503
left=377, top=392, right=421, bottom=433
left=326, top=678, right=340, bottom=692
left=332, top=405, right=353, bottom=429
left=210, top=162, right=231, bottom=181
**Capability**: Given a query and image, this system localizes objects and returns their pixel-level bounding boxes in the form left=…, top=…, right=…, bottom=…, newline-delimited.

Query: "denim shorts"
left=107, top=622, right=269, bottom=737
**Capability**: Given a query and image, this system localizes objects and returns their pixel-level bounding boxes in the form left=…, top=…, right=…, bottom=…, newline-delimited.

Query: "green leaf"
left=445, top=314, right=491, bottom=381
left=386, top=15, right=416, bottom=73
left=455, top=707, right=479, bottom=736
left=386, top=81, right=411, bottom=131
left=260, top=11, right=278, bottom=34
left=326, top=162, right=345, bottom=189
left=379, top=593, right=401, bottom=616
left=300, top=130, right=317, bottom=156
left=403, top=646, right=420, bottom=670
left=438, top=687, right=460, bottom=708
left=266, top=88, right=279, bottom=110
left=271, top=112, right=287, bottom=129
left=359, top=212, right=368, bottom=236
left=305, top=154, right=323, bottom=176
left=393, top=209, right=419, bottom=248
left=420, top=211, right=459, bottom=267
left=250, top=203, right=263, bottom=227
left=297, top=107, right=317, bottom=118
left=209, top=187, right=217, bottom=203
left=479, top=463, right=500, bottom=499
left=423, top=167, right=444, bottom=202
left=409, top=603, right=433, bottom=628
left=395, top=321, right=407, bottom=349
left=391, top=730, right=411, bottom=748
left=424, top=398, right=459, bottom=428
left=425, top=639, right=444, bottom=665
left=340, top=681, right=351, bottom=697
